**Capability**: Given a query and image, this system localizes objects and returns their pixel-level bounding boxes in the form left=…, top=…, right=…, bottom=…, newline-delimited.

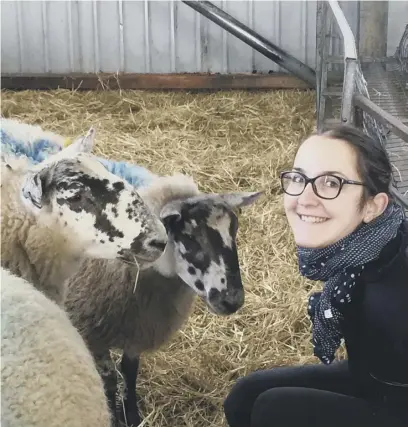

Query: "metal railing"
left=316, top=0, right=408, bottom=211
left=327, top=0, right=358, bottom=125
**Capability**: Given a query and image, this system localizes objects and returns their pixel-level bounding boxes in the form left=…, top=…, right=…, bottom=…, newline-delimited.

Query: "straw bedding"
left=1, top=88, right=341, bottom=426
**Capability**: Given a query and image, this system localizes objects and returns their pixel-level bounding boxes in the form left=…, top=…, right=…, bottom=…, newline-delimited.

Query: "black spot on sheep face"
left=21, top=153, right=167, bottom=264
left=160, top=191, right=262, bottom=316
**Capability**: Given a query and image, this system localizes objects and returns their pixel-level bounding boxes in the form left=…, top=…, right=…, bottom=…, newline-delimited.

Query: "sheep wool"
left=1, top=267, right=112, bottom=427
left=1, top=117, right=157, bottom=188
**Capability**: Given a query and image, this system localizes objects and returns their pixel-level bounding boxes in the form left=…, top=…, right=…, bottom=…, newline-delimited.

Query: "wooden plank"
left=353, top=95, right=408, bottom=143
left=0, top=72, right=312, bottom=91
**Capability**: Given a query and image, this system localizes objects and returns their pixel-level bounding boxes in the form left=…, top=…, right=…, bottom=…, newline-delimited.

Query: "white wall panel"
left=1, top=1, right=406, bottom=75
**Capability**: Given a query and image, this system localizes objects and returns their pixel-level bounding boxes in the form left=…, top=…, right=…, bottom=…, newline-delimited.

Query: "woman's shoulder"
left=397, top=217, right=408, bottom=259
left=401, top=217, right=408, bottom=237
left=363, top=217, right=408, bottom=283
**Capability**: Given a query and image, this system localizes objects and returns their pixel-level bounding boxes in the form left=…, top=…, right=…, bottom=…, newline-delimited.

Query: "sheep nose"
left=147, top=238, right=167, bottom=252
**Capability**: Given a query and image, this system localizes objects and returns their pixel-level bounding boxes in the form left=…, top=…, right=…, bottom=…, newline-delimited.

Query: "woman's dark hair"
left=315, top=125, right=394, bottom=204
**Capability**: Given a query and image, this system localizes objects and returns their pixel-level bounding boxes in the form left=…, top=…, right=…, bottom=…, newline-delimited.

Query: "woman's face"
left=283, top=135, right=382, bottom=249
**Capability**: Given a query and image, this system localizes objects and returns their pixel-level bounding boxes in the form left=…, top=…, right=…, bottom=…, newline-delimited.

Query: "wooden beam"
left=353, top=94, right=408, bottom=143
left=0, top=73, right=312, bottom=91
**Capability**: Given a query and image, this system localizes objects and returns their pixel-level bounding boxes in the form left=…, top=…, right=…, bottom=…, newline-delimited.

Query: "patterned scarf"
left=297, top=201, right=405, bottom=364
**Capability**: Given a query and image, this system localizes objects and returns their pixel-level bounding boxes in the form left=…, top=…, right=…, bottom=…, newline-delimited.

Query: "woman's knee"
left=223, top=370, right=275, bottom=427
left=224, top=382, right=309, bottom=427
left=250, top=387, right=296, bottom=426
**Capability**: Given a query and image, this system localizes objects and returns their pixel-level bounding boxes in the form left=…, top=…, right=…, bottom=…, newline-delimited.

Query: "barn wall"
left=1, top=1, right=407, bottom=75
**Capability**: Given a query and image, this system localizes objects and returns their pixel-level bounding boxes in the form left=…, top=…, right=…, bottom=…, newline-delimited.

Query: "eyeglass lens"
left=281, top=172, right=342, bottom=198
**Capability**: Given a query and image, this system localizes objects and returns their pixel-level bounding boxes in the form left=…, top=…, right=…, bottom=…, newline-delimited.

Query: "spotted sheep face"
left=160, top=191, right=263, bottom=315
left=20, top=151, right=168, bottom=265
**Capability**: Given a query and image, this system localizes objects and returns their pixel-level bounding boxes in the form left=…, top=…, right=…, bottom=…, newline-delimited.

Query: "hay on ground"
left=1, top=88, right=343, bottom=427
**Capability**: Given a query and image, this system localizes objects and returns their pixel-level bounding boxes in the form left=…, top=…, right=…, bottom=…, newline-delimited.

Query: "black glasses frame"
left=279, top=171, right=365, bottom=200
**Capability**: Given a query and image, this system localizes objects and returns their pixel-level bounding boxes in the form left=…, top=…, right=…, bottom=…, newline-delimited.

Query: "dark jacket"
left=343, top=219, right=408, bottom=403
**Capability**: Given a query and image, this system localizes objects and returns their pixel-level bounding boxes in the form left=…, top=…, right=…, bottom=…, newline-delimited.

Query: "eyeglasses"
left=279, top=171, right=365, bottom=200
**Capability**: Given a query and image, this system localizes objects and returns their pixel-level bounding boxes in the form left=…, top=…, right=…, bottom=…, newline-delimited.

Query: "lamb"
left=64, top=172, right=263, bottom=426
left=1, top=126, right=168, bottom=306
left=1, top=266, right=112, bottom=427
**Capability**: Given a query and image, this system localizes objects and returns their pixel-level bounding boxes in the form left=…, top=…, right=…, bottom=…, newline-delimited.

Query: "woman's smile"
left=297, top=214, right=330, bottom=224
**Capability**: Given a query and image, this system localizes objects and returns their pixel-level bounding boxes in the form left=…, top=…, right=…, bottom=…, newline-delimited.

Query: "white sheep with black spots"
left=1, top=128, right=168, bottom=427
left=1, top=127, right=168, bottom=306
left=64, top=172, right=263, bottom=426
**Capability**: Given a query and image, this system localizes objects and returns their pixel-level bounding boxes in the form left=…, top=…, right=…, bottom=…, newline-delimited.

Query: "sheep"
left=1, top=127, right=168, bottom=307
left=1, top=116, right=69, bottom=163
left=2, top=117, right=262, bottom=424
left=64, top=172, right=263, bottom=426
left=1, top=266, right=112, bottom=427
left=1, top=117, right=157, bottom=187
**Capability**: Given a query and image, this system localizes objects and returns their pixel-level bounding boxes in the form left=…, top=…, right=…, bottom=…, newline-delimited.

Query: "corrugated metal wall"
left=1, top=1, right=407, bottom=75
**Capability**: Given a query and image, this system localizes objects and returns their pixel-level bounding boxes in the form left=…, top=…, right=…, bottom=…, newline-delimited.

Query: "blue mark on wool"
left=96, top=158, right=155, bottom=189
left=1, top=129, right=62, bottom=164
left=1, top=128, right=156, bottom=189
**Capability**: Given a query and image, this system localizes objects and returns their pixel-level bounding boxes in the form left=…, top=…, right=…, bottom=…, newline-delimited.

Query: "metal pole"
left=341, top=59, right=357, bottom=124
left=181, top=0, right=316, bottom=88
left=327, top=0, right=358, bottom=60
left=327, top=0, right=359, bottom=126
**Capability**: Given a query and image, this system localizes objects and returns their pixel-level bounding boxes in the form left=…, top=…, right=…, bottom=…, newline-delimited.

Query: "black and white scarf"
left=297, top=202, right=405, bottom=364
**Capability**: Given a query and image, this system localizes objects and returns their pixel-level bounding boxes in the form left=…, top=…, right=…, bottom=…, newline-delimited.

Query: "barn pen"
left=1, top=1, right=407, bottom=426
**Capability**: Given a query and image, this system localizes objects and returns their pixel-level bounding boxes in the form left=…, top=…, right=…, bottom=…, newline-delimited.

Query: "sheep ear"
left=160, top=200, right=182, bottom=224
left=21, top=171, right=45, bottom=209
left=217, top=191, right=264, bottom=208
left=63, top=126, right=95, bottom=155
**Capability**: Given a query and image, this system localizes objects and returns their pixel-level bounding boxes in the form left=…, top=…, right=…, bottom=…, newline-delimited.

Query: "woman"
left=223, top=125, right=408, bottom=427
